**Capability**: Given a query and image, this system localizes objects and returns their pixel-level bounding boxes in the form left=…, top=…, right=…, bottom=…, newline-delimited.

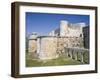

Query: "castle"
left=27, top=20, right=89, bottom=60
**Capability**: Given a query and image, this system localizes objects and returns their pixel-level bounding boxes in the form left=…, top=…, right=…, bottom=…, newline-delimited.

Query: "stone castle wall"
left=27, top=20, right=87, bottom=60
left=49, top=20, right=85, bottom=37
left=37, top=37, right=58, bottom=59
left=28, top=39, right=37, bottom=53
left=28, top=36, right=83, bottom=60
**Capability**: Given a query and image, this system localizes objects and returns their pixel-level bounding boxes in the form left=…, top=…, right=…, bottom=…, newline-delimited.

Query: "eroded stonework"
left=27, top=20, right=88, bottom=60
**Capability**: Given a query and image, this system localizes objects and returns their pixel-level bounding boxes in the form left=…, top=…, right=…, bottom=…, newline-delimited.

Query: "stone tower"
left=60, top=20, right=69, bottom=36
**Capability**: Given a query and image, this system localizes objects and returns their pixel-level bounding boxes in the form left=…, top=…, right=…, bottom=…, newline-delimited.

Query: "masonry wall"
left=57, top=37, right=83, bottom=56
left=28, top=36, right=84, bottom=60
left=28, top=39, right=37, bottom=53
left=37, top=37, right=59, bottom=60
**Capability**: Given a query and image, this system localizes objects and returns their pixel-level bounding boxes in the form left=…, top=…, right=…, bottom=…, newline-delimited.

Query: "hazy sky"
left=26, top=12, right=89, bottom=35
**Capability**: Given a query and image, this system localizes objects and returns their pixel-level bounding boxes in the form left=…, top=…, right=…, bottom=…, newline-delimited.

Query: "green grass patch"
left=26, top=53, right=83, bottom=67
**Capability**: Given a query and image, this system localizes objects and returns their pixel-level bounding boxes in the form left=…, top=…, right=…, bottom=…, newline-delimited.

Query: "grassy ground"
left=26, top=53, right=84, bottom=67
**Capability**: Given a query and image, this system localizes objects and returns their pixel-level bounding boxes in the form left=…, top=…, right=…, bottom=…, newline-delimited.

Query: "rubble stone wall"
left=37, top=37, right=58, bottom=60
left=28, top=39, right=37, bottom=55
left=28, top=36, right=84, bottom=60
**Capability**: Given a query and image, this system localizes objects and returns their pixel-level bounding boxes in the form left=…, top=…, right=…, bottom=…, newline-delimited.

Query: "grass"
left=26, top=53, right=84, bottom=67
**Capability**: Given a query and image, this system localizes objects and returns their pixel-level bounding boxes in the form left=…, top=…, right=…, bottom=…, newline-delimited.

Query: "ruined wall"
left=49, top=20, right=85, bottom=37
left=31, top=36, right=84, bottom=60
left=28, top=39, right=37, bottom=53
left=27, top=20, right=85, bottom=60
left=57, top=37, right=84, bottom=56
left=37, top=37, right=59, bottom=60
left=60, top=20, right=84, bottom=37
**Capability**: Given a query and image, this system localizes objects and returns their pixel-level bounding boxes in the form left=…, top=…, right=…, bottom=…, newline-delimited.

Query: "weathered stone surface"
left=27, top=20, right=88, bottom=60
left=28, top=39, right=37, bottom=56
left=37, top=37, right=58, bottom=60
left=28, top=36, right=84, bottom=60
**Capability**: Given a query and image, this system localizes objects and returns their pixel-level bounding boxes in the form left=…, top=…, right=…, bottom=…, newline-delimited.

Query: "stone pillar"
left=66, top=48, right=69, bottom=57
left=72, top=50, right=74, bottom=59
left=64, top=48, right=68, bottom=57
left=72, top=50, right=76, bottom=60
left=74, top=51, right=78, bottom=60
left=69, top=50, right=72, bottom=59
left=80, top=52, right=84, bottom=63
left=77, top=51, right=81, bottom=61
